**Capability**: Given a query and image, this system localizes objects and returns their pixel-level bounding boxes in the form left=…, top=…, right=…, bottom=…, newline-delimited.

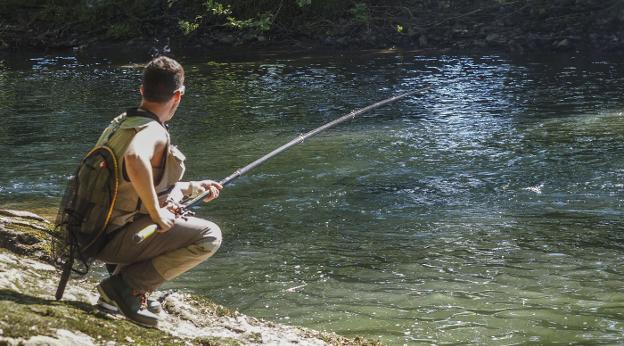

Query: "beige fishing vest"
left=96, top=112, right=186, bottom=233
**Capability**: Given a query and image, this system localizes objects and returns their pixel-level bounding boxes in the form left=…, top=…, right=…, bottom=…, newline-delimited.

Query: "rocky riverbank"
left=0, top=209, right=380, bottom=346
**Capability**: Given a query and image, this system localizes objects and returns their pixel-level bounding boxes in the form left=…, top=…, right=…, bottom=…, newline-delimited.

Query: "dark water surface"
left=1, top=50, right=623, bottom=345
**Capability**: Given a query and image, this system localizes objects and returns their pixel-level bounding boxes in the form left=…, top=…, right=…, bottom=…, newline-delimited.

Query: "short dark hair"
left=142, top=56, right=184, bottom=103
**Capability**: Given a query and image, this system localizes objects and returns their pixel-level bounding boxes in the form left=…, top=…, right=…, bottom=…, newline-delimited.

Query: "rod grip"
left=133, top=224, right=158, bottom=244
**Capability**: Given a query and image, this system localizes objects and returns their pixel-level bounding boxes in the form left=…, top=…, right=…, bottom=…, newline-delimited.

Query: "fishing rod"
left=133, top=85, right=431, bottom=243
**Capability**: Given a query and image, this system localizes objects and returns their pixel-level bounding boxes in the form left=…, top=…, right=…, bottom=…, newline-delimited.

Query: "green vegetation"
left=0, top=290, right=185, bottom=345
left=189, top=294, right=237, bottom=318
left=0, top=218, right=184, bottom=345
left=0, top=217, right=56, bottom=263
left=0, top=0, right=623, bottom=51
left=194, top=335, right=244, bottom=346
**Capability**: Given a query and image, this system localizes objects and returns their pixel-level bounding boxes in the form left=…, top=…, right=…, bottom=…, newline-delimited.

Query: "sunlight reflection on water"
left=1, top=51, right=624, bottom=344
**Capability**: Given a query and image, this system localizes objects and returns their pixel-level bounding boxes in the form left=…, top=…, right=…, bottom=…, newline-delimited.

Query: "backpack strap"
left=126, top=107, right=168, bottom=130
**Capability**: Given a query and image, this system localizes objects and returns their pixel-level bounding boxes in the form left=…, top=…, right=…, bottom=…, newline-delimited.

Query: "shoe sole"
left=97, top=299, right=119, bottom=314
left=97, top=282, right=159, bottom=329
left=148, top=304, right=162, bottom=314
left=96, top=284, right=117, bottom=309
left=97, top=301, right=161, bottom=315
left=97, top=286, right=161, bottom=314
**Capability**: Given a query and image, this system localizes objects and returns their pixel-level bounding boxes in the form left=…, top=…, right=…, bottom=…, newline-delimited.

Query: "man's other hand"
left=152, top=207, right=177, bottom=232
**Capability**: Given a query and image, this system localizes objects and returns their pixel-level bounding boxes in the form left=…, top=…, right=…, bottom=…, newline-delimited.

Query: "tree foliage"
left=1, top=0, right=623, bottom=50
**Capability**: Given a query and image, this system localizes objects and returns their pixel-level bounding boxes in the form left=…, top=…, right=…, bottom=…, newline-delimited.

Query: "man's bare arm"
left=124, top=125, right=176, bottom=231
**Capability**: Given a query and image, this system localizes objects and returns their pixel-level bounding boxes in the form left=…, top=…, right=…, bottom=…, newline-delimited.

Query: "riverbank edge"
left=2, top=1, right=624, bottom=57
left=2, top=29, right=622, bottom=59
left=0, top=208, right=381, bottom=346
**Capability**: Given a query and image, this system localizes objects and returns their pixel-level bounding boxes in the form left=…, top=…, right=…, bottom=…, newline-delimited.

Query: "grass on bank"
left=0, top=287, right=187, bottom=345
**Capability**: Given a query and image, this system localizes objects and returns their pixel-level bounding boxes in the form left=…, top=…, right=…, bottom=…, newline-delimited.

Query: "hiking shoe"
left=97, top=275, right=159, bottom=328
left=97, top=292, right=162, bottom=314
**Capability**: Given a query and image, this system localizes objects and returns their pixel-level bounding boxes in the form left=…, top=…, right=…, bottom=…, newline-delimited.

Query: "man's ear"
left=139, top=85, right=144, bottom=96
left=173, top=90, right=182, bottom=102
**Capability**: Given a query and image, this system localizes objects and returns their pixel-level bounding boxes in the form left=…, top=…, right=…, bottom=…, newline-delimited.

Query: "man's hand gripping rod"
left=133, top=86, right=431, bottom=243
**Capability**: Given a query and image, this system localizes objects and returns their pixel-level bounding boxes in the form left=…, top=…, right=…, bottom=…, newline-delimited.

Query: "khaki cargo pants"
left=96, top=215, right=222, bottom=291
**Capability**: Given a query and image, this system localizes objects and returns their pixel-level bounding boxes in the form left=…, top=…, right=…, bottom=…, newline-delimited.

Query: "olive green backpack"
left=54, top=145, right=120, bottom=300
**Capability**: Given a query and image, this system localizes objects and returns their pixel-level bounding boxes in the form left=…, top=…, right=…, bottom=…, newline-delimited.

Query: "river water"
left=0, top=50, right=623, bottom=345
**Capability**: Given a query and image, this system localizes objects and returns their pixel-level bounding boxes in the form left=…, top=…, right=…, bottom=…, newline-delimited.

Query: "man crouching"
left=93, top=56, right=222, bottom=327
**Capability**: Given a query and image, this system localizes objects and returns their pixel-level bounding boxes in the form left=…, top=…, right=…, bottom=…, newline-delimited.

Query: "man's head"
left=142, top=56, right=185, bottom=103
left=140, top=56, right=185, bottom=122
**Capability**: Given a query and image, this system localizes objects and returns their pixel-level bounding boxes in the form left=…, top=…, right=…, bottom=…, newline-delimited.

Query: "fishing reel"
left=174, top=205, right=195, bottom=219
left=159, top=190, right=194, bottom=222
left=166, top=196, right=196, bottom=220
